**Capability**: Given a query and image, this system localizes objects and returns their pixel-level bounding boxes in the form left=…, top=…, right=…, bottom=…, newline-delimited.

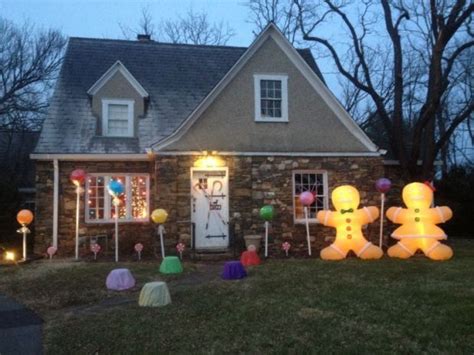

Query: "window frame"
left=85, top=173, right=150, bottom=224
left=101, top=99, right=135, bottom=137
left=254, top=74, right=288, bottom=122
left=292, top=170, right=329, bottom=224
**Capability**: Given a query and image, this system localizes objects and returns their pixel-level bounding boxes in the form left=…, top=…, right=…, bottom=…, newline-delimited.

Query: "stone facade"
left=35, top=155, right=386, bottom=257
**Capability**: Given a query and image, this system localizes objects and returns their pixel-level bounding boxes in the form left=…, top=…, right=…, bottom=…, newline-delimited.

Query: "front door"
left=191, top=168, right=229, bottom=250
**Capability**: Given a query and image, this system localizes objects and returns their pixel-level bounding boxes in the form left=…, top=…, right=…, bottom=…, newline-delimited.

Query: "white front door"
left=191, top=168, right=229, bottom=250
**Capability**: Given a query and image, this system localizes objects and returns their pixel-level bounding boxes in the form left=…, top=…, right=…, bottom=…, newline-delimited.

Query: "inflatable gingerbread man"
left=386, top=182, right=453, bottom=261
left=317, top=185, right=383, bottom=260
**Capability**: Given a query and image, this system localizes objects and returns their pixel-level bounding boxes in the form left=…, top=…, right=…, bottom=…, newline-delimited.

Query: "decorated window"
left=254, top=74, right=288, bottom=122
left=293, top=170, right=328, bottom=223
left=86, top=174, right=149, bottom=223
left=102, top=99, right=134, bottom=137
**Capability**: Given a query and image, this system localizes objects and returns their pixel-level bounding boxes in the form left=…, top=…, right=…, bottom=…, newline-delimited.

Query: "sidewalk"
left=0, top=294, right=43, bottom=355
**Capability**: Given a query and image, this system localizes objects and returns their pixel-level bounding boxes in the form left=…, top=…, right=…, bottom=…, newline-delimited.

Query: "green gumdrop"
left=259, top=205, right=275, bottom=221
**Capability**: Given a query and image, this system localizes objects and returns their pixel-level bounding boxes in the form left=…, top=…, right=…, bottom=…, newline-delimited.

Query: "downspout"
left=53, top=159, right=59, bottom=249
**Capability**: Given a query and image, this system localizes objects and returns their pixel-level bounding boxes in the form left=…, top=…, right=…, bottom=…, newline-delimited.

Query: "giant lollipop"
left=108, top=179, right=124, bottom=262
left=70, top=169, right=86, bottom=260
left=17, top=209, right=33, bottom=261
left=259, top=205, right=275, bottom=258
left=299, top=191, right=315, bottom=256
left=375, top=178, right=391, bottom=248
left=151, top=209, right=168, bottom=259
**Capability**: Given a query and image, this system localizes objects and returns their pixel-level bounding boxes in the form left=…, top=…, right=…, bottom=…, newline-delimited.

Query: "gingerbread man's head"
left=331, top=185, right=360, bottom=212
left=402, top=182, right=433, bottom=210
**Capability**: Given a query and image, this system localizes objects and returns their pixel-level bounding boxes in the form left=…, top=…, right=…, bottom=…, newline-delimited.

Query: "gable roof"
left=34, top=35, right=323, bottom=154
left=87, top=60, right=149, bottom=97
left=152, top=23, right=378, bottom=153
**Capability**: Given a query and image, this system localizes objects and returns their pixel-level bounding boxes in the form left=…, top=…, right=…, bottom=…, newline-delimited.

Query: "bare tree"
left=162, top=9, right=235, bottom=45
left=247, top=0, right=300, bottom=43
left=120, top=7, right=235, bottom=46
left=289, top=0, right=473, bottom=179
left=0, top=18, right=66, bottom=132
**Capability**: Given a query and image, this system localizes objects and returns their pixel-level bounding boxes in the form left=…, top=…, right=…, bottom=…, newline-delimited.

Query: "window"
left=86, top=174, right=149, bottom=223
left=102, top=99, right=134, bottom=137
left=254, top=74, right=288, bottom=122
left=293, top=171, right=328, bottom=223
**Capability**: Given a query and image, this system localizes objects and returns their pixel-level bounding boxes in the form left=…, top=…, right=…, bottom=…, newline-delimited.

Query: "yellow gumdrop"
left=151, top=209, right=168, bottom=224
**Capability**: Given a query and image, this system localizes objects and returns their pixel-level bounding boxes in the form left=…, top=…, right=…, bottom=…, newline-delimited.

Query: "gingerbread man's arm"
left=386, top=206, right=409, bottom=223
left=356, top=206, right=379, bottom=224
left=427, top=206, right=453, bottom=224
left=317, top=210, right=337, bottom=227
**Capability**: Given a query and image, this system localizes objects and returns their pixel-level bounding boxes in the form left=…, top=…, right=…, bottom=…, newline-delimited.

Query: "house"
left=31, top=24, right=385, bottom=256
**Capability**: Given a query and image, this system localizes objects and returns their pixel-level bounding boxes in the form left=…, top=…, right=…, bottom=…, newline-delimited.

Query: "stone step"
left=191, top=250, right=236, bottom=261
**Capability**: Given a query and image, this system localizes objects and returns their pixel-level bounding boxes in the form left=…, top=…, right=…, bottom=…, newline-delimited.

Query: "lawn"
left=1, top=240, right=473, bottom=354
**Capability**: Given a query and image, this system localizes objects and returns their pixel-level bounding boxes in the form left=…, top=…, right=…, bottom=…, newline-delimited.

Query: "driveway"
left=0, top=294, right=42, bottom=354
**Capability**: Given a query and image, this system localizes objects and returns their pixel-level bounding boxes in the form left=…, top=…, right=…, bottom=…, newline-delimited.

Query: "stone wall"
left=35, top=156, right=385, bottom=257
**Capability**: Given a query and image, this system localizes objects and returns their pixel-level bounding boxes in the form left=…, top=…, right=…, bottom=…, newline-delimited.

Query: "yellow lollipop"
left=151, top=209, right=168, bottom=224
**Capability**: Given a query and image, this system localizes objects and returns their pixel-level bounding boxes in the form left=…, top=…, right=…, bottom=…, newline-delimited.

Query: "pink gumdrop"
left=299, top=191, right=315, bottom=206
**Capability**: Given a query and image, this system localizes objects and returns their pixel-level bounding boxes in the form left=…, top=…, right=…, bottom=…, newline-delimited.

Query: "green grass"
left=1, top=241, right=473, bottom=354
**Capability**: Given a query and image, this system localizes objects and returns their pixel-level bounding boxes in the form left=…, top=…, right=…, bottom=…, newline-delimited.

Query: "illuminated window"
left=254, top=74, right=288, bottom=122
left=293, top=171, right=328, bottom=223
left=86, top=174, right=149, bottom=223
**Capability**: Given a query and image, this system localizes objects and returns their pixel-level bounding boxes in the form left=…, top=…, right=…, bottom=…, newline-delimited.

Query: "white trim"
left=87, top=60, right=149, bottom=98
left=151, top=23, right=378, bottom=152
left=356, top=242, right=373, bottom=257
left=30, top=154, right=150, bottom=161
left=435, top=207, right=446, bottom=223
left=154, top=151, right=383, bottom=157
left=254, top=74, right=288, bottom=122
left=85, top=173, right=150, bottom=224
left=292, top=169, right=328, bottom=224
left=53, top=159, right=59, bottom=249
left=102, top=99, right=134, bottom=137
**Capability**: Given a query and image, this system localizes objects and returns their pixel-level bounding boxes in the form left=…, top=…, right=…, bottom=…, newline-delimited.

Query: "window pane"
left=293, top=172, right=326, bottom=220
left=87, top=176, right=105, bottom=220
left=110, top=176, right=127, bottom=219
left=131, top=176, right=148, bottom=219
left=107, top=104, right=130, bottom=136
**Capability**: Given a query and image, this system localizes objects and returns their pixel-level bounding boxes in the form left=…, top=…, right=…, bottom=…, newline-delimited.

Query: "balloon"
left=299, top=191, right=315, bottom=206
left=259, top=205, right=275, bottom=221
left=17, top=209, right=34, bottom=225
left=386, top=182, right=453, bottom=261
left=108, top=180, right=124, bottom=196
left=70, top=169, right=86, bottom=186
left=317, top=185, right=383, bottom=260
left=151, top=209, right=168, bottom=224
left=375, top=178, right=392, bottom=194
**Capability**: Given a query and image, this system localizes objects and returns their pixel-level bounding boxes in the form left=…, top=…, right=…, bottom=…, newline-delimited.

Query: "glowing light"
left=194, top=156, right=225, bottom=168
left=5, top=251, right=15, bottom=261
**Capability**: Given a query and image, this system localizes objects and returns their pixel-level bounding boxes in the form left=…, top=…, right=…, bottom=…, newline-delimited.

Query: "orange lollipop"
left=17, top=209, right=34, bottom=226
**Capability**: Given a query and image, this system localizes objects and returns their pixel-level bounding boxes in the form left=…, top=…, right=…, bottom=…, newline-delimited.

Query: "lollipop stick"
left=159, top=225, right=165, bottom=259
left=75, top=187, right=80, bottom=260
left=304, top=206, right=312, bottom=256
left=379, top=193, right=385, bottom=248
left=264, top=221, right=269, bottom=258
left=115, top=204, right=119, bottom=262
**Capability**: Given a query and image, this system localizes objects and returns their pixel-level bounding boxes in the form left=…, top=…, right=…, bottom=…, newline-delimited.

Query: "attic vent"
left=137, top=34, right=152, bottom=42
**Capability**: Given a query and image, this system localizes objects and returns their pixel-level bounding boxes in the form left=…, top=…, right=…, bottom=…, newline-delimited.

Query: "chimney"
left=137, top=34, right=152, bottom=42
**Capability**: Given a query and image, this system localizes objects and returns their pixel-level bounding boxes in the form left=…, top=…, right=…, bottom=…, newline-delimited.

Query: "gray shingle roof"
left=35, top=38, right=324, bottom=154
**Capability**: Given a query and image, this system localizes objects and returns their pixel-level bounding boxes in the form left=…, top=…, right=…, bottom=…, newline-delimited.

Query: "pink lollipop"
left=47, top=246, right=57, bottom=260
left=176, top=242, right=185, bottom=259
left=134, top=243, right=144, bottom=261
left=299, top=191, right=315, bottom=206
left=282, top=242, right=291, bottom=257
left=91, top=243, right=101, bottom=260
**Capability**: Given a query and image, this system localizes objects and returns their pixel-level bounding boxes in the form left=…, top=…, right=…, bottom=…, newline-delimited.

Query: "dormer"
left=87, top=61, right=149, bottom=137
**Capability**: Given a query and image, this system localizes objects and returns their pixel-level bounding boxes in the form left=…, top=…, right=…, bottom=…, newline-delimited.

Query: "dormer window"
left=254, top=74, right=288, bottom=122
left=102, top=99, right=134, bottom=137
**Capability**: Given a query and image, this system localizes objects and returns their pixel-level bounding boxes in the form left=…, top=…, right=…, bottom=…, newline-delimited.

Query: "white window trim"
left=254, top=74, right=288, bottom=122
left=101, top=99, right=135, bottom=137
left=292, top=170, right=328, bottom=224
left=85, top=173, right=150, bottom=224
